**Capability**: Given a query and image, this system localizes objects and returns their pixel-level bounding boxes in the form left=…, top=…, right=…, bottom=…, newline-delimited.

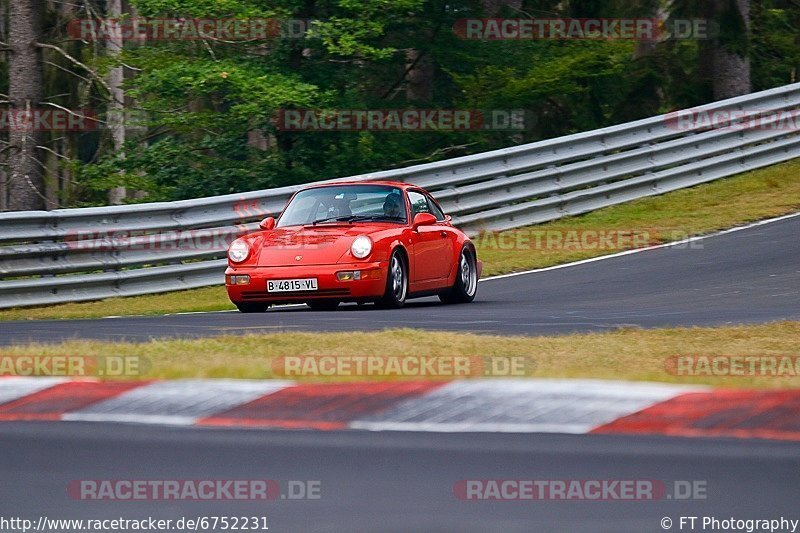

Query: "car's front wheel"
left=236, top=303, right=270, bottom=313
left=307, top=300, right=340, bottom=311
left=376, top=250, right=408, bottom=309
left=439, top=248, right=478, bottom=304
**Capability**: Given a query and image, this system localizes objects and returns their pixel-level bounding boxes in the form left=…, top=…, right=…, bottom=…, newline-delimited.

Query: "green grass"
left=476, top=158, right=800, bottom=275
left=4, top=321, right=799, bottom=388
left=2, top=158, right=799, bottom=321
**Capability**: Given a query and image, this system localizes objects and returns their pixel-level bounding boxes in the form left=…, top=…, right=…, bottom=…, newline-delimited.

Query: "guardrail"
left=1, top=82, right=799, bottom=308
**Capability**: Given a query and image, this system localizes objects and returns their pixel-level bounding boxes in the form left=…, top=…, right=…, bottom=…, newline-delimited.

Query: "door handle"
left=439, top=231, right=447, bottom=238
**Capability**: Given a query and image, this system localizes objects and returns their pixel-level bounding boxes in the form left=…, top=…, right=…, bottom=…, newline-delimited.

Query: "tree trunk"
left=404, top=48, right=434, bottom=102
left=0, top=0, right=8, bottom=210
left=712, top=0, right=751, bottom=100
left=107, top=0, right=127, bottom=204
left=7, top=0, right=45, bottom=211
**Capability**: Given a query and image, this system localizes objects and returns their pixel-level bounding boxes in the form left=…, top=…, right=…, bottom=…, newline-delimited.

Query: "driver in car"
left=383, top=193, right=403, bottom=219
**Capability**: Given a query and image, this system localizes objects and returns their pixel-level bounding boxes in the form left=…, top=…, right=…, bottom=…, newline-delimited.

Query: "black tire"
left=236, top=303, right=269, bottom=313
left=439, top=248, right=478, bottom=304
left=307, top=300, right=340, bottom=311
left=376, top=250, right=408, bottom=309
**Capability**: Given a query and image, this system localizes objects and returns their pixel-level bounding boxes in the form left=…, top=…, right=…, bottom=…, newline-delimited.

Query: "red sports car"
left=225, top=181, right=481, bottom=312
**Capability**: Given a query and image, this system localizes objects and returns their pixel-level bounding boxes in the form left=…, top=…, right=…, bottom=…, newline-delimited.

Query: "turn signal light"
left=360, top=268, right=382, bottom=280
left=226, top=275, right=251, bottom=285
left=336, top=271, right=361, bottom=281
left=336, top=269, right=381, bottom=281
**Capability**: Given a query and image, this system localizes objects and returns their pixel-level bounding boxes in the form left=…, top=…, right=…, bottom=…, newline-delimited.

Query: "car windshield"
left=277, top=185, right=407, bottom=227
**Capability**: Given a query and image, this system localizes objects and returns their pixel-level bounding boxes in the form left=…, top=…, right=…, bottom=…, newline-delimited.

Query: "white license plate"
left=267, top=278, right=318, bottom=293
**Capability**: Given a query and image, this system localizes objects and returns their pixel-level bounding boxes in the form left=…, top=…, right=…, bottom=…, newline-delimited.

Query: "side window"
left=408, top=191, right=430, bottom=218
left=426, top=195, right=445, bottom=221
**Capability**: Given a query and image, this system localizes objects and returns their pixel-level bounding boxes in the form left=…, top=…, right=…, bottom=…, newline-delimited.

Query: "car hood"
left=255, top=224, right=391, bottom=266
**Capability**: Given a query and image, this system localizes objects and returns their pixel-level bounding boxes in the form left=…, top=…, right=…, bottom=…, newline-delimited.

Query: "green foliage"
left=752, top=2, right=800, bottom=89
left=20, top=0, right=797, bottom=205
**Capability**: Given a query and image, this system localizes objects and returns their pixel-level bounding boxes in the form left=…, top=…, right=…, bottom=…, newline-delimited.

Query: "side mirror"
left=445, top=214, right=452, bottom=223
left=412, top=212, right=437, bottom=231
left=259, top=217, right=275, bottom=230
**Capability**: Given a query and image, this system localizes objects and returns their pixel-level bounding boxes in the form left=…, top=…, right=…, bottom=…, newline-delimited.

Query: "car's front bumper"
left=225, top=262, right=387, bottom=304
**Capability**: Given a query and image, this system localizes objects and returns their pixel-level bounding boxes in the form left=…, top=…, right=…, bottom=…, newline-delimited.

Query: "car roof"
left=302, top=180, right=420, bottom=191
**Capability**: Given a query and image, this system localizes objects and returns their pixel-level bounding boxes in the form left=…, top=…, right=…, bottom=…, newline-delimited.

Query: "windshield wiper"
left=311, top=214, right=405, bottom=225
left=311, top=215, right=359, bottom=225
left=347, top=215, right=406, bottom=222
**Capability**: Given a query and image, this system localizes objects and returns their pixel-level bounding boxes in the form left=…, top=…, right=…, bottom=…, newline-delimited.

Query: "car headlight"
left=351, top=236, right=373, bottom=259
left=228, top=239, right=251, bottom=263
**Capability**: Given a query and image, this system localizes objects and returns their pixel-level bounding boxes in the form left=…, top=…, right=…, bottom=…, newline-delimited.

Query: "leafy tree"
left=1, top=0, right=797, bottom=209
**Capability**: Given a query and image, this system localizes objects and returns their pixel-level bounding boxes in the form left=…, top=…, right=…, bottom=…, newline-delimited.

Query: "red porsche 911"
left=225, top=181, right=481, bottom=312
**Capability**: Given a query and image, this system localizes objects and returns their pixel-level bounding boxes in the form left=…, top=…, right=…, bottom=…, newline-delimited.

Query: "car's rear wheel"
left=307, top=300, right=340, bottom=311
left=439, top=248, right=478, bottom=304
left=236, top=303, right=270, bottom=313
left=376, top=250, right=408, bottom=309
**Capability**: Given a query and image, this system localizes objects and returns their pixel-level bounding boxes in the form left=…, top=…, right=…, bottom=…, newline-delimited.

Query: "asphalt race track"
left=2, top=216, right=799, bottom=533
left=0, top=423, right=798, bottom=532
left=2, top=214, right=799, bottom=346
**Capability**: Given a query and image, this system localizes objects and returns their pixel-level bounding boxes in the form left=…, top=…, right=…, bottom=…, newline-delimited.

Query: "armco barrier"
left=1, top=83, right=799, bottom=308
